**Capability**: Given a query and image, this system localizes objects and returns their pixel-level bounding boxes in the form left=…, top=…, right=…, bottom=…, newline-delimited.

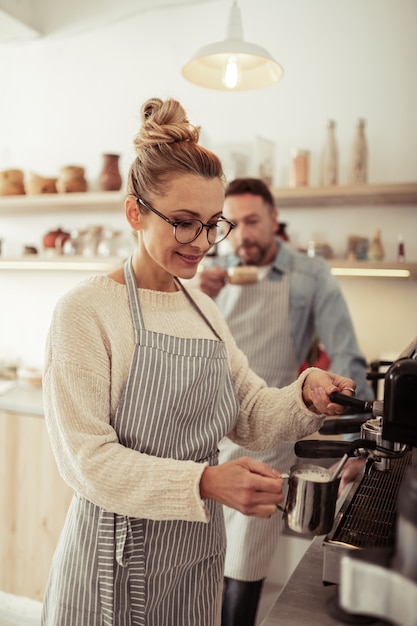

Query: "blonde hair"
left=127, top=97, right=225, bottom=201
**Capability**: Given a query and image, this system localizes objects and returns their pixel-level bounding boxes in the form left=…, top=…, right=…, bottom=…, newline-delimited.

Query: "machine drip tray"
left=323, top=451, right=412, bottom=584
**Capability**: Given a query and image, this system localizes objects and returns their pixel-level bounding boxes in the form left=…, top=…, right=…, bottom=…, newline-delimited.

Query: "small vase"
left=99, top=154, right=122, bottom=191
left=368, top=228, right=384, bottom=261
left=56, top=165, right=88, bottom=193
left=349, top=118, right=368, bottom=185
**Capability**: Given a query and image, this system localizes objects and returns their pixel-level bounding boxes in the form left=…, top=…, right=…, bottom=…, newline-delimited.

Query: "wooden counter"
left=0, top=385, right=73, bottom=601
left=0, top=383, right=44, bottom=416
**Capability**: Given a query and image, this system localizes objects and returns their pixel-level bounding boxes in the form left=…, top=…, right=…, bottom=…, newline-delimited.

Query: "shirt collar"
left=271, top=238, right=292, bottom=275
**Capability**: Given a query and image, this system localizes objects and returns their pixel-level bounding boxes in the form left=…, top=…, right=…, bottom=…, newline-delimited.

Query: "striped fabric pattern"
left=41, top=259, right=240, bottom=626
left=216, top=273, right=300, bottom=581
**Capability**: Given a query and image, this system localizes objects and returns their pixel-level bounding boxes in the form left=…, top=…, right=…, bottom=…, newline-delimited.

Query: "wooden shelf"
left=0, top=255, right=122, bottom=271
left=0, top=190, right=125, bottom=214
left=328, top=259, right=417, bottom=279
left=0, top=183, right=416, bottom=214
left=0, top=183, right=415, bottom=278
left=272, top=182, right=417, bottom=207
left=0, top=256, right=415, bottom=278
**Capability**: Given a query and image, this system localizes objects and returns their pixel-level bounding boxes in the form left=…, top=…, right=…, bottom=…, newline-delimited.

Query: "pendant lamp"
left=181, top=1, right=284, bottom=91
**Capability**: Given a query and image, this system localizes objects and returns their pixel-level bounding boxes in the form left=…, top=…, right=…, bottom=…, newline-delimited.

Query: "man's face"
left=223, top=193, right=279, bottom=266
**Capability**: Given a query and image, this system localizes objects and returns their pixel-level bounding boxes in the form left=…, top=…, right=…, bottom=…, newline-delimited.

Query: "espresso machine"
left=294, top=337, right=417, bottom=625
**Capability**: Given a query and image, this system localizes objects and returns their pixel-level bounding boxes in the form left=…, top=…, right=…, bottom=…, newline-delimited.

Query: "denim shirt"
left=269, top=241, right=374, bottom=402
left=217, top=240, right=374, bottom=404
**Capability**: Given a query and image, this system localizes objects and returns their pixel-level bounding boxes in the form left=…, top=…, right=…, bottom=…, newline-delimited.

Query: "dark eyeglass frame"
left=136, top=197, right=235, bottom=245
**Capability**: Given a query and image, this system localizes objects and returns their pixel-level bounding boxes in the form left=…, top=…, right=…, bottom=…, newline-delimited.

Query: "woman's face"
left=127, top=174, right=225, bottom=290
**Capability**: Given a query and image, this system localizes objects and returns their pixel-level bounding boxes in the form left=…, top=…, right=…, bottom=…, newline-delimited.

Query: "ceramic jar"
left=0, top=169, right=25, bottom=195
left=27, top=172, right=57, bottom=194
left=98, top=154, right=122, bottom=191
left=43, top=226, right=71, bottom=255
left=56, top=165, right=88, bottom=193
left=290, top=150, right=309, bottom=187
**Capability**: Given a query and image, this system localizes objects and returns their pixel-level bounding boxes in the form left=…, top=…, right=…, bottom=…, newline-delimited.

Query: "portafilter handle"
left=318, top=392, right=384, bottom=436
left=319, top=416, right=369, bottom=435
left=329, top=391, right=374, bottom=413
left=294, top=438, right=377, bottom=459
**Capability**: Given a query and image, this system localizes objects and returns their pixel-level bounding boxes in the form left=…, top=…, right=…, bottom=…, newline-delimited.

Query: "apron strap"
left=124, top=256, right=223, bottom=343
left=124, top=257, right=145, bottom=337
left=176, top=278, right=223, bottom=342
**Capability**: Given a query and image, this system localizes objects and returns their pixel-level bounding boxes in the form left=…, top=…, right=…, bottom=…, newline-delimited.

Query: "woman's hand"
left=302, top=369, right=356, bottom=415
left=200, top=456, right=285, bottom=518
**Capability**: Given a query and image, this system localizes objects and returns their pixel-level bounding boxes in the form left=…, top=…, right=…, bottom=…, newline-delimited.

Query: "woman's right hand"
left=200, top=456, right=285, bottom=518
left=196, top=266, right=228, bottom=298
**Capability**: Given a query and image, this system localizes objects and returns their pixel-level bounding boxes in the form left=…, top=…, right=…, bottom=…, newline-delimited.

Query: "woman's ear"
left=126, top=196, right=142, bottom=231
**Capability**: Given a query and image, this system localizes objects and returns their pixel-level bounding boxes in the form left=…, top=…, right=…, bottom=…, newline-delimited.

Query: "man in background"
left=196, top=177, right=374, bottom=626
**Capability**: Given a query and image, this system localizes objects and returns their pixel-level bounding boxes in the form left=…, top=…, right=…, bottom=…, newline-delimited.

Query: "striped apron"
left=216, top=273, right=299, bottom=581
left=42, top=258, right=239, bottom=626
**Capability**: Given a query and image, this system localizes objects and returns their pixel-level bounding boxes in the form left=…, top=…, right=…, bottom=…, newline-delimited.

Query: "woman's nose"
left=194, top=227, right=213, bottom=250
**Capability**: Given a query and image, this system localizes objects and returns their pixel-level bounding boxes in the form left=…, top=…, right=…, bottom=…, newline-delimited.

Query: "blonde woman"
left=42, top=97, right=354, bottom=626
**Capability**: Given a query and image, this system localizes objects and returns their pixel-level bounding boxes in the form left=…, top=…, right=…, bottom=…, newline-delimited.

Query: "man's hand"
left=196, top=266, right=228, bottom=298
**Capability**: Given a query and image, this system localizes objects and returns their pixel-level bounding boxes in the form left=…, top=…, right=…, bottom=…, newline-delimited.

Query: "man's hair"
left=225, top=178, right=275, bottom=208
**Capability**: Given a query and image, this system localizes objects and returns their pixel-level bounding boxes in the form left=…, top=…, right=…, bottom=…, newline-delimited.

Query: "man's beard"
left=236, top=241, right=266, bottom=266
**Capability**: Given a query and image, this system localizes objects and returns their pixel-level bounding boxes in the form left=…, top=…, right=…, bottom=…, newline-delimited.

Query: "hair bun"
left=134, top=97, right=200, bottom=153
left=127, top=96, right=224, bottom=199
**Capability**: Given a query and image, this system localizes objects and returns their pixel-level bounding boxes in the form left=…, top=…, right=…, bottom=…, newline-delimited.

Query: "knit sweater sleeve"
left=43, top=281, right=209, bottom=523
left=43, top=278, right=325, bottom=525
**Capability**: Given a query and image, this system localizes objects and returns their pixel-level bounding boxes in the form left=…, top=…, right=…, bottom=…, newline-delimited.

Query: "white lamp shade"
left=181, top=2, right=284, bottom=91
left=182, top=40, right=284, bottom=90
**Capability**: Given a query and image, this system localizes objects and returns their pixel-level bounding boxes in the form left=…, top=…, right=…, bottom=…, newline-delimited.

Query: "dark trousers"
left=221, top=577, right=265, bottom=626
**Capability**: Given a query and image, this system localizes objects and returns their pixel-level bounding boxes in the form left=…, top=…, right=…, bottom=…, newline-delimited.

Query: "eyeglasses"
left=136, top=197, right=235, bottom=245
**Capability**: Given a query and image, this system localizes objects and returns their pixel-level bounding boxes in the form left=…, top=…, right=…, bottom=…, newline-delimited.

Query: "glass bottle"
left=368, top=228, right=385, bottom=261
left=320, top=120, right=338, bottom=186
left=349, top=118, right=368, bottom=185
left=397, top=234, right=406, bottom=262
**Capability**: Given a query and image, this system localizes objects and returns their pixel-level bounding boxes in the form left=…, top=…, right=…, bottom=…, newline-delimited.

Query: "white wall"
left=0, top=0, right=416, bottom=369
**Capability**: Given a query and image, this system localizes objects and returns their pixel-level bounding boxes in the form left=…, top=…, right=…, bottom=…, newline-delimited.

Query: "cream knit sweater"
left=43, top=275, right=324, bottom=523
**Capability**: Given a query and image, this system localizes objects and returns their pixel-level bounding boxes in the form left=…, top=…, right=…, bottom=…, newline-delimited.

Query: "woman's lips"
left=178, top=252, right=202, bottom=266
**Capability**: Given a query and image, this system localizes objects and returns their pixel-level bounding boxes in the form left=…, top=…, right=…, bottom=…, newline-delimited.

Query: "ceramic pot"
left=27, top=172, right=57, bottom=194
left=43, top=226, right=71, bottom=254
left=0, top=169, right=25, bottom=195
left=98, top=154, right=122, bottom=191
left=56, top=165, right=88, bottom=193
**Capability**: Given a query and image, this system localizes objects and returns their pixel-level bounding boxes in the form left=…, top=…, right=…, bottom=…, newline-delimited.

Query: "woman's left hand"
left=302, top=369, right=356, bottom=415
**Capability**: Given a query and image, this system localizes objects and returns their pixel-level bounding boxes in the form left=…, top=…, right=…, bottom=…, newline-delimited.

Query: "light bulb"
left=223, top=56, right=239, bottom=88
